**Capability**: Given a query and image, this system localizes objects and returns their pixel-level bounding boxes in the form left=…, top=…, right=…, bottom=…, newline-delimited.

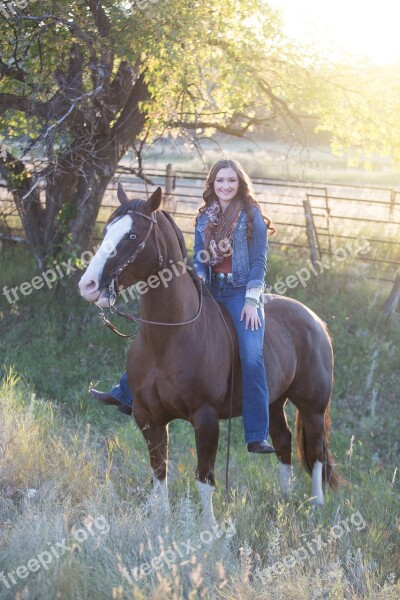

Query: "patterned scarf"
left=203, top=197, right=243, bottom=265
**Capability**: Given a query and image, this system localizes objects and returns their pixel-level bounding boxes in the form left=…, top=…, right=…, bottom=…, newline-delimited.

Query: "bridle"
left=98, top=209, right=203, bottom=335
left=108, top=209, right=163, bottom=305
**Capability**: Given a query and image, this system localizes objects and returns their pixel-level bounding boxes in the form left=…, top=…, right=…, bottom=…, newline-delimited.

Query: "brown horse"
left=79, top=185, right=340, bottom=524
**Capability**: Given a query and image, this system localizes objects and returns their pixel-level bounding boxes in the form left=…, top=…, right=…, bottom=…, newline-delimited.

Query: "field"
left=0, top=235, right=399, bottom=599
left=122, top=137, right=400, bottom=186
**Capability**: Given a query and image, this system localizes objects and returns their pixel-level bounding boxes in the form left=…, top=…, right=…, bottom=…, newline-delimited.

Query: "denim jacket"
left=193, top=206, right=268, bottom=290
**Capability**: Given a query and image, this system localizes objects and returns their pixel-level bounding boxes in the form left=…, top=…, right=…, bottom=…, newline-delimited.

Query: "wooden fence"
left=103, top=165, right=400, bottom=286
left=1, top=164, right=400, bottom=308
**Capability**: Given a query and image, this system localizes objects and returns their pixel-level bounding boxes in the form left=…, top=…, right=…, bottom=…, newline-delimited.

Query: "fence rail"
left=1, top=165, right=399, bottom=292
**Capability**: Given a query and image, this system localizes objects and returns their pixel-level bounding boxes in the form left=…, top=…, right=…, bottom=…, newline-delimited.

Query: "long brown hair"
left=197, top=159, right=276, bottom=238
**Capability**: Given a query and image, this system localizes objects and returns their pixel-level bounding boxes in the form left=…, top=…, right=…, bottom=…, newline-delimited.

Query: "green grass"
left=0, top=242, right=399, bottom=599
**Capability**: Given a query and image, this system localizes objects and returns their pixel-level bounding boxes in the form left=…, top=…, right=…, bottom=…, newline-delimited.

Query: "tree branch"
left=169, top=118, right=270, bottom=137
left=19, top=14, right=93, bottom=44
left=106, top=60, right=135, bottom=110
left=86, top=0, right=112, bottom=37
left=112, top=72, right=151, bottom=147
left=0, top=93, right=49, bottom=118
left=257, top=79, right=301, bottom=125
left=0, top=57, right=25, bottom=82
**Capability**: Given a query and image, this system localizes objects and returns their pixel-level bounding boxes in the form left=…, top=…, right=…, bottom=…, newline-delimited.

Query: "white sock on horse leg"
left=196, top=480, right=216, bottom=526
left=279, top=463, right=294, bottom=496
left=152, top=472, right=170, bottom=512
left=311, top=460, right=324, bottom=506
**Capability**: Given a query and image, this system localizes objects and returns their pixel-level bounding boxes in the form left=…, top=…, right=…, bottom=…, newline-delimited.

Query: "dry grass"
left=1, top=364, right=399, bottom=599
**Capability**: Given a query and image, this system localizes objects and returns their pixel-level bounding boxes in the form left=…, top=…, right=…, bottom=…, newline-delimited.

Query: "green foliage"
left=0, top=0, right=328, bottom=151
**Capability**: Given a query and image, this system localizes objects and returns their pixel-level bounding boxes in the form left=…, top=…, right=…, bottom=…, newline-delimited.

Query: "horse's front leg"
left=191, top=405, right=219, bottom=528
left=137, top=419, right=170, bottom=514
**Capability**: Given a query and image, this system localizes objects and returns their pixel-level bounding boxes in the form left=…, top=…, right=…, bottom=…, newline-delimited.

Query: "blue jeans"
left=110, top=371, right=133, bottom=409
left=111, top=281, right=270, bottom=442
left=207, top=279, right=270, bottom=443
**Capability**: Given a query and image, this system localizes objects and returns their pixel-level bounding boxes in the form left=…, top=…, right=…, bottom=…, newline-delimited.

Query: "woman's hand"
left=240, top=303, right=261, bottom=331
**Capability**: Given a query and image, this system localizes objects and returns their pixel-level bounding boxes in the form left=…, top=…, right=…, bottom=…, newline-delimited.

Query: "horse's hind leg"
left=138, top=420, right=170, bottom=513
left=296, top=410, right=326, bottom=507
left=190, top=405, right=219, bottom=527
left=269, top=396, right=294, bottom=498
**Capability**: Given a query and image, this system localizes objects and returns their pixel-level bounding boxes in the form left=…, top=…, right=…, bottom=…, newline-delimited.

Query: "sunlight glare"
left=269, top=0, right=400, bottom=65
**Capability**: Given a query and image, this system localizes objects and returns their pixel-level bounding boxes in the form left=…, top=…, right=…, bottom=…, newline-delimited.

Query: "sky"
left=269, top=0, right=400, bottom=65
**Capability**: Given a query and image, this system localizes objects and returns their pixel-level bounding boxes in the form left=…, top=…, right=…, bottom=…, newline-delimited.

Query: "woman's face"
left=213, top=167, right=239, bottom=203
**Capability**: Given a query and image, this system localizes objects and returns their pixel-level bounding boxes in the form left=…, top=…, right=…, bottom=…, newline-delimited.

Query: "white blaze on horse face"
left=79, top=215, right=132, bottom=302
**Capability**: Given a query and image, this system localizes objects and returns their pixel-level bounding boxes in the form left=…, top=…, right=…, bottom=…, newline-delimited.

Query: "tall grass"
left=0, top=242, right=399, bottom=599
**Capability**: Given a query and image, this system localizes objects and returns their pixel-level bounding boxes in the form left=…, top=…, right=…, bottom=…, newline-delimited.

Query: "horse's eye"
left=129, top=233, right=137, bottom=240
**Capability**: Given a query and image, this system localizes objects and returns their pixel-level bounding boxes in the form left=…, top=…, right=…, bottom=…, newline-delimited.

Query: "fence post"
left=164, top=163, right=176, bottom=211
left=381, top=271, right=400, bottom=320
left=324, top=188, right=332, bottom=257
left=165, top=163, right=173, bottom=196
left=389, top=189, right=396, bottom=219
left=303, top=198, right=320, bottom=268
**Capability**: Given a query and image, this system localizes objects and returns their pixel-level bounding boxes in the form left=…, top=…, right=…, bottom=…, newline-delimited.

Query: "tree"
left=0, top=0, right=339, bottom=268
left=314, top=60, right=400, bottom=166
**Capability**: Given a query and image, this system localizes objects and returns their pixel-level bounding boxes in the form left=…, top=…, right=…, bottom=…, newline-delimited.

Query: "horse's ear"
left=117, top=182, right=129, bottom=204
left=146, top=187, right=163, bottom=213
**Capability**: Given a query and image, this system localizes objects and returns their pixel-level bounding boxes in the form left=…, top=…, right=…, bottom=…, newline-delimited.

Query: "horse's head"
left=79, top=184, right=163, bottom=306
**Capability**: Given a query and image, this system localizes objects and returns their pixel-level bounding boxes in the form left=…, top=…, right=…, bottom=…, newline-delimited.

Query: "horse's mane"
left=160, top=209, right=202, bottom=298
left=160, top=210, right=188, bottom=260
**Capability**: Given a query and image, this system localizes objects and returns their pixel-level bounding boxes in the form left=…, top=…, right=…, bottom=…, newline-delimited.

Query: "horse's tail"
left=295, top=405, right=343, bottom=491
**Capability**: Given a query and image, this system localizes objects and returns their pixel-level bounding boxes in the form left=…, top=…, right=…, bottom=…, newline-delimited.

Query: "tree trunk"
left=1, top=73, right=150, bottom=269
left=69, top=171, right=113, bottom=253
left=0, top=154, right=46, bottom=270
left=68, top=74, right=150, bottom=254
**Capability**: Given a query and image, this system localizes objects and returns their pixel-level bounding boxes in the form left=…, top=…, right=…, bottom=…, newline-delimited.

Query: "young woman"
left=89, top=159, right=276, bottom=454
